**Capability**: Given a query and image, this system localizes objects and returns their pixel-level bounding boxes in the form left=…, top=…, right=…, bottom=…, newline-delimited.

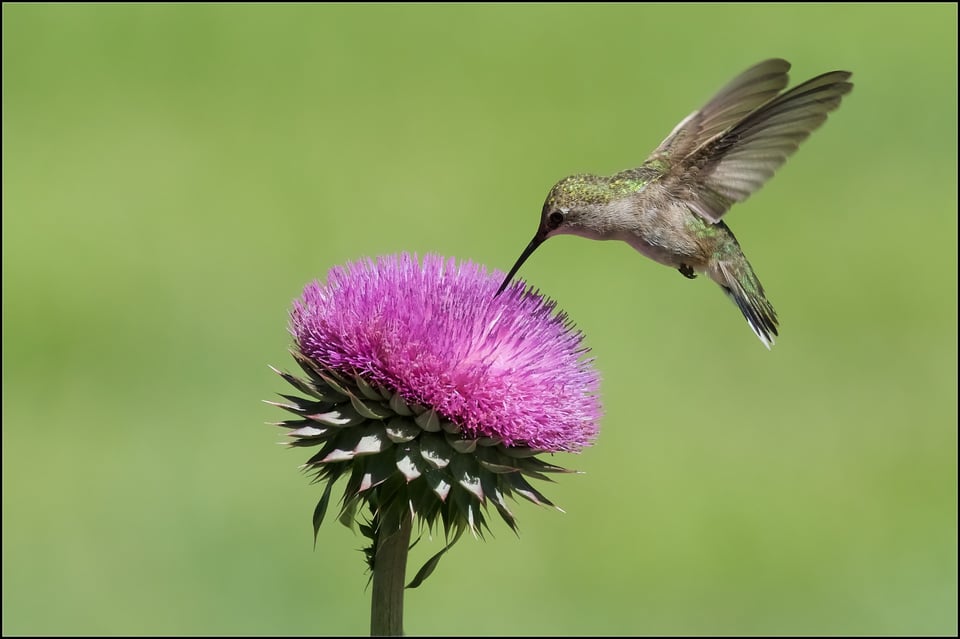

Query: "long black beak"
left=495, top=233, right=545, bottom=296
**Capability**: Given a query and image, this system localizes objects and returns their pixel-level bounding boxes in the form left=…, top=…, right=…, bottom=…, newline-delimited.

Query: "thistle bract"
left=270, top=253, right=601, bottom=584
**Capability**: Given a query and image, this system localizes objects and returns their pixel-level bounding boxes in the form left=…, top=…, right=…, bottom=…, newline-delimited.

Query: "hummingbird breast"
left=613, top=193, right=713, bottom=271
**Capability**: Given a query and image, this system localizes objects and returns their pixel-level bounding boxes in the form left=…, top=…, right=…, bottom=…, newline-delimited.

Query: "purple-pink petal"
left=291, top=254, right=602, bottom=452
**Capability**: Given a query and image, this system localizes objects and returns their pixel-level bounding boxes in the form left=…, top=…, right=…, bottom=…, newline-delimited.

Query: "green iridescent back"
left=545, top=165, right=661, bottom=210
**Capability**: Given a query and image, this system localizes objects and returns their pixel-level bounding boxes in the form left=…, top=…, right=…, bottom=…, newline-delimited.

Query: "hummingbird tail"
left=714, top=259, right=779, bottom=349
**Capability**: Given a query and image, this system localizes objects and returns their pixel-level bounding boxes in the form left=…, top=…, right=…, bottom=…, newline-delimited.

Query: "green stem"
left=370, top=511, right=413, bottom=636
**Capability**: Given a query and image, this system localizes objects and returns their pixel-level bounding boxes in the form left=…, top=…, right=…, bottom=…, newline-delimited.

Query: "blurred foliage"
left=2, top=3, right=956, bottom=636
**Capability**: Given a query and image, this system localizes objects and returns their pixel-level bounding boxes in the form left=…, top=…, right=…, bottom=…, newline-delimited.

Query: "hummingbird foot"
left=678, top=264, right=697, bottom=279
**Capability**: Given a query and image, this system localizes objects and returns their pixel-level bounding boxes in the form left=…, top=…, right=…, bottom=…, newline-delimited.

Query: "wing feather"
left=649, top=60, right=853, bottom=223
left=650, top=59, right=791, bottom=164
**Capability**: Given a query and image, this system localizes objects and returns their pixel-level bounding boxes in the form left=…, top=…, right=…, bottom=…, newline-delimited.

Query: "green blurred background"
left=3, top=4, right=956, bottom=635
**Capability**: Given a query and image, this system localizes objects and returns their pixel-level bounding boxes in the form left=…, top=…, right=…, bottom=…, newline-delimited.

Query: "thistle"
left=269, top=253, right=602, bottom=635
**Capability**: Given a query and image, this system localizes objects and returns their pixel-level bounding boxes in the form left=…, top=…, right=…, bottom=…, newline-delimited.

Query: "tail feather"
left=715, top=260, right=779, bottom=349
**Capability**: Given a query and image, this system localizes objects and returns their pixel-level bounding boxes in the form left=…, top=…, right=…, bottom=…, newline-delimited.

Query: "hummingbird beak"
left=495, top=232, right=546, bottom=297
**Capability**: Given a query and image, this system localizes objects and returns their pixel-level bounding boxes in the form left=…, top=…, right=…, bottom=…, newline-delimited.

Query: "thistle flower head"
left=270, top=253, right=602, bottom=584
left=292, top=253, right=600, bottom=451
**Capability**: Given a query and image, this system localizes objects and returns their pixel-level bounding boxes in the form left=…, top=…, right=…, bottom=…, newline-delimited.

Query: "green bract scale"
left=270, top=350, right=574, bottom=587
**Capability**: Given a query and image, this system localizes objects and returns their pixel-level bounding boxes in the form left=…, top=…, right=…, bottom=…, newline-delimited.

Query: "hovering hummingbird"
left=496, top=59, right=853, bottom=348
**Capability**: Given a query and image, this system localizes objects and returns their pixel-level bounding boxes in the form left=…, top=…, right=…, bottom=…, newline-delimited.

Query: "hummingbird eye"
left=547, top=211, right=564, bottom=229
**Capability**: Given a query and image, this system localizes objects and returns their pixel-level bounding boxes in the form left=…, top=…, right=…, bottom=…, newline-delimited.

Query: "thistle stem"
left=370, top=511, right=413, bottom=636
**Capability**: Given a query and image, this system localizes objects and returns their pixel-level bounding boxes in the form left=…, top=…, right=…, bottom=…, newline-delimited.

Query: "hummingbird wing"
left=650, top=60, right=853, bottom=223
left=649, top=58, right=792, bottom=165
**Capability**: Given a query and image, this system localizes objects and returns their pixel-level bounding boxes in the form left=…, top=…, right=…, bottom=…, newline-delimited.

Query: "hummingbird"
left=496, top=59, right=853, bottom=348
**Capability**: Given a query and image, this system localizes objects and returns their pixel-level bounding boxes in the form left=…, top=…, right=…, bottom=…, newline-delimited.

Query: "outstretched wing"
left=648, top=59, right=792, bottom=167
left=651, top=59, right=853, bottom=223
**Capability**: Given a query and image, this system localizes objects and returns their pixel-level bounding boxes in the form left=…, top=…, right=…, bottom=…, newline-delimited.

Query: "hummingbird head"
left=495, top=174, right=611, bottom=296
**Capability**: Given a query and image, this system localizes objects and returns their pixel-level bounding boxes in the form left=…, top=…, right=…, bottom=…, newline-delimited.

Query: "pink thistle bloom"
left=292, top=253, right=601, bottom=452
left=270, top=253, right=603, bottom=586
